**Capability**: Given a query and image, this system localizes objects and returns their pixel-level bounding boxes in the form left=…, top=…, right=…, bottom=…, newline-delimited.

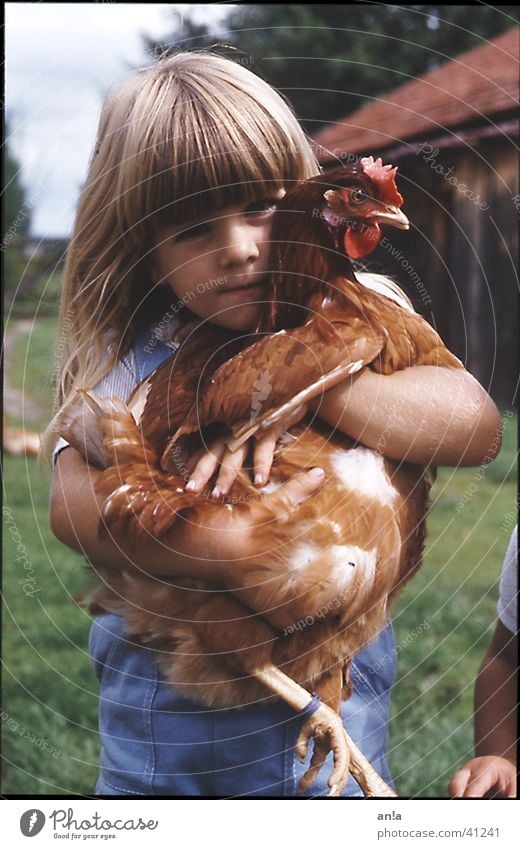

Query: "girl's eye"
left=174, top=222, right=211, bottom=242
left=245, top=198, right=279, bottom=215
left=350, top=189, right=366, bottom=205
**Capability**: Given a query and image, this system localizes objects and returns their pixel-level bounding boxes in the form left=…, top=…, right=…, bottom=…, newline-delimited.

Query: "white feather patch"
left=330, top=447, right=398, bottom=505
left=329, top=545, right=377, bottom=594
left=288, top=543, right=320, bottom=573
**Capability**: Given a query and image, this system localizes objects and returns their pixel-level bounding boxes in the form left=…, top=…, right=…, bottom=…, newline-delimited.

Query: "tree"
left=143, top=4, right=518, bottom=132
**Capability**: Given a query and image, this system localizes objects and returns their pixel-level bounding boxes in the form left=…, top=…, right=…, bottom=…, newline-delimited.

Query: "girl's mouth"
left=222, top=279, right=267, bottom=297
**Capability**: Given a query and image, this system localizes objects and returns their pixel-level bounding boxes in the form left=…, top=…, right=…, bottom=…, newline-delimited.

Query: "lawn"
left=2, top=317, right=517, bottom=796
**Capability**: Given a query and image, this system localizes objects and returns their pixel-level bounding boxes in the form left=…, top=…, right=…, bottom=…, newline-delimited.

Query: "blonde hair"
left=43, top=50, right=320, bottom=457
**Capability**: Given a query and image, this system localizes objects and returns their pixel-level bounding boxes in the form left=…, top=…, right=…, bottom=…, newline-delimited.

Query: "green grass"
left=6, top=315, right=58, bottom=430
left=2, top=456, right=100, bottom=794
left=2, top=317, right=517, bottom=797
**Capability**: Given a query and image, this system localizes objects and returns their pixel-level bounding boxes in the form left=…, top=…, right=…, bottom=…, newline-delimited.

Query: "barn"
left=313, top=27, right=519, bottom=409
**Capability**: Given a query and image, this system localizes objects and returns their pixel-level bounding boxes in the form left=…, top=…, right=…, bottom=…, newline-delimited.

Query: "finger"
left=448, top=767, right=470, bottom=798
left=463, top=768, right=496, bottom=798
left=504, top=772, right=517, bottom=798
left=185, top=441, right=226, bottom=493
left=268, top=468, right=325, bottom=515
left=252, top=432, right=279, bottom=487
left=251, top=403, right=310, bottom=486
left=213, top=444, right=249, bottom=496
left=183, top=444, right=208, bottom=476
left=464, top=758, right=499, bottom=799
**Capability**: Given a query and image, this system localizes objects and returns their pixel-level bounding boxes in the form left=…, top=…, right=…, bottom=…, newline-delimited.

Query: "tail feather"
left=59, top=389, right=158, bottom=469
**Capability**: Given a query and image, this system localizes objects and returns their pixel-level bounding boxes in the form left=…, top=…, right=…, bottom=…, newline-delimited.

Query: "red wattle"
left=344, top=223, right=381, bottom=259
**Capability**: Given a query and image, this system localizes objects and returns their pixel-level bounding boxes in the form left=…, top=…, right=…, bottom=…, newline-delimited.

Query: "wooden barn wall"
left=359, top=139, right=518, bottom=409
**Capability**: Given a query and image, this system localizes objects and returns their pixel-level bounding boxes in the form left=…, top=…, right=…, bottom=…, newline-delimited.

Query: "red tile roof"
left=313, top=27, right=519, bottom=158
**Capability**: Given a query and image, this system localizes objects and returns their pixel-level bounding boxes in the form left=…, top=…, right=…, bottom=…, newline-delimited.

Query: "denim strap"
left=133, top=328, right=175, bottom=383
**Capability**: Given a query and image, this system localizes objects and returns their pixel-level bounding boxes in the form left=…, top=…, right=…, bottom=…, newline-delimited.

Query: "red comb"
left=360, top=156, right=403, bottom=207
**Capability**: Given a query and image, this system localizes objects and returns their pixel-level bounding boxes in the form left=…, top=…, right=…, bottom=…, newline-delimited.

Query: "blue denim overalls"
left=91, top=330, right=397, bottom=797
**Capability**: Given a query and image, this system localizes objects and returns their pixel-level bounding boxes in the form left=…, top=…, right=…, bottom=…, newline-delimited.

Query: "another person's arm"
left=448, top=619, right=517, bottom=799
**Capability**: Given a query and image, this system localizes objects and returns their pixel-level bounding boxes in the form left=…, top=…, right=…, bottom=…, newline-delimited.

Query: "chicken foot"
left=253, top=664, right=397, bottom=798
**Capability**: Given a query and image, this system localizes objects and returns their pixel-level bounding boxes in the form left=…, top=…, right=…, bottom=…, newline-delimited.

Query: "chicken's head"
left=321, top=157, right=409, bottom=259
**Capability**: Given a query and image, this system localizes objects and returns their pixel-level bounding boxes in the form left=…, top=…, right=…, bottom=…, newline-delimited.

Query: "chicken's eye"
left=350, top=189, right=366, bottom=205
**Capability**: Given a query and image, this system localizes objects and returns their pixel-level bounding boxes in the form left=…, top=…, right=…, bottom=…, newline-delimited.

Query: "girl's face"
left=151, top=190, right=286, bottom=333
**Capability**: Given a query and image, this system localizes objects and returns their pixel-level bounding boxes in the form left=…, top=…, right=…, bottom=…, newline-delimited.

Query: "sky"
left=5, top=3, right=234, bottom=238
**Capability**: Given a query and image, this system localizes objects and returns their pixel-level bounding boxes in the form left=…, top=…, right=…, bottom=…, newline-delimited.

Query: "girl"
left=47, top=50, right=501, bottom=797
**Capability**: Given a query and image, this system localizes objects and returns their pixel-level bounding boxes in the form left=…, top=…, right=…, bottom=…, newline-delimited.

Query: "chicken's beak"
left=372, top=205, right=410, bottom=230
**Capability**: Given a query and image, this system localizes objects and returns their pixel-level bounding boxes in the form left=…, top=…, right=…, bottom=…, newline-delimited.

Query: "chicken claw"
left=296, top=703, right=350, bottom=797
left=251, top=664, right=398, bottom=798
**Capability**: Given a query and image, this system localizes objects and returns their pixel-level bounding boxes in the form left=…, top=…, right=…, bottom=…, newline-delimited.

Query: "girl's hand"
left=50, top=445, right=326, bottom=584
left=448, top=756, right=517, bottom=798
left=184, top=404, right=308, bottom=497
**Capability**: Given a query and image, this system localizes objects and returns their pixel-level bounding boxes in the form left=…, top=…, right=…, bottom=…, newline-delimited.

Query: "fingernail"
left=309, top=467, right=325, bottom=479
left=211, top=485, right=222, bottom=499
left=185, top=479, right=197, bottom=492
left=254, top=473, right=264, bottom=486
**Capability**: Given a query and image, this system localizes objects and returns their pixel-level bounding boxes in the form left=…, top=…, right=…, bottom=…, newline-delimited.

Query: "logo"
left=20, top=810, right=46, bottom=837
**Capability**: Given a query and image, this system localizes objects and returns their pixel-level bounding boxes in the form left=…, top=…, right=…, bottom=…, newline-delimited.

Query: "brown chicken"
left=60, top=157, right=464, bottom=797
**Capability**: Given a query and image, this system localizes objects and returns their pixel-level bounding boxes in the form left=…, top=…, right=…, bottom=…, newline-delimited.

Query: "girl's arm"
left=49, top=445, right=325, bottom=582
left=186, top=366, right=502, bottom=494
left=308, top=365, right=502, bottom=467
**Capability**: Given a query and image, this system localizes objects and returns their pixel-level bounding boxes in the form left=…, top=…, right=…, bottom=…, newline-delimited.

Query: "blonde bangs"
left=116, top=52, right=319, bottom=242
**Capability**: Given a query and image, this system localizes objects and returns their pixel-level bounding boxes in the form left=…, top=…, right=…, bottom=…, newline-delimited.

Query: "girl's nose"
left=219, top=224, right=260, bottom=268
